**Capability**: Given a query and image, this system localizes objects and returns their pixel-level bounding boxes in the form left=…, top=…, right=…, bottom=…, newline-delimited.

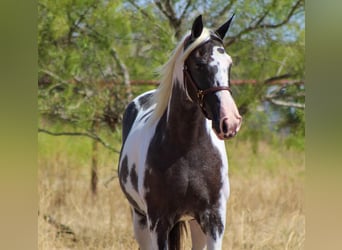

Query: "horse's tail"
left=168, top=221, right=187, bottom=250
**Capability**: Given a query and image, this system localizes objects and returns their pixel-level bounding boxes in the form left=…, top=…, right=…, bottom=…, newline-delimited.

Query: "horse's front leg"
left=132, top=209, right=153, bottom=250
left=206, top=230, right=225, bottom=250
left=147, top=217, right=169, bottom=250
left=205, top=212, right=227, bottom=250
left=200, top=202, right=227, bottom=250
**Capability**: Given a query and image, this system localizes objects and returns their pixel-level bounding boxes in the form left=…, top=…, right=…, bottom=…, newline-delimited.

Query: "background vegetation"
left=38, top=0, right=305, bottom=149
left=38, top=0, right=305, bottom=249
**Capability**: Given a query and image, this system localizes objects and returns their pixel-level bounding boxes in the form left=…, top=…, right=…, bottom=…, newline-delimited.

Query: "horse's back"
left=122, top=90, right=155, bottom=144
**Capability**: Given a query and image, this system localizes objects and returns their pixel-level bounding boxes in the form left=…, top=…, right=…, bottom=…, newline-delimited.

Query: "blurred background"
left=38, top=0, right=305, bottom=249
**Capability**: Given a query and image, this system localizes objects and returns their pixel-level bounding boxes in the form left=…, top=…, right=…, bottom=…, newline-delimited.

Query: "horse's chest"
left=144, top=144, right=224, bottom=212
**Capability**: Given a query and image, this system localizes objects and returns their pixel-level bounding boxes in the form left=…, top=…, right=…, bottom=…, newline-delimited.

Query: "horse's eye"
left=196, top=61, right=206, bottom=69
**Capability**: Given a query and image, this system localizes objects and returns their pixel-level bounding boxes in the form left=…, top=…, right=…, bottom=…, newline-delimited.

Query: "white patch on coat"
left=206, top=119, right=230, bottom=200
left=119, top=90, right=159, bottom=213
left=209, top=46, right=232, bottom=88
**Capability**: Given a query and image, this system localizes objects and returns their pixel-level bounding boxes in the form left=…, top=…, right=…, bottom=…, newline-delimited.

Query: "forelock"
left=180, top=28, right=211, bottom=62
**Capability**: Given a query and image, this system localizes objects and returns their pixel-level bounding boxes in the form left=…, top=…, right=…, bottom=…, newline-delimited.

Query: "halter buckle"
left=197, top=90, right=204, bottom=107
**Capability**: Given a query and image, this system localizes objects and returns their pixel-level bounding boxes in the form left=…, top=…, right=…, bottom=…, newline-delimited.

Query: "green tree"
left=38, top=0, right=175, bottom=193
left=38, top=0, right=305, bottom=190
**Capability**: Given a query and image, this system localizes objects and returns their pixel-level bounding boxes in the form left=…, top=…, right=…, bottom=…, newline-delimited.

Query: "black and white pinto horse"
left=118, top=15, right=242, bottom=250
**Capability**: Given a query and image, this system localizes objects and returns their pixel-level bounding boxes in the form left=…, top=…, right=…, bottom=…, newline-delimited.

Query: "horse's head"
left=184, top=15, right=242, bottom=140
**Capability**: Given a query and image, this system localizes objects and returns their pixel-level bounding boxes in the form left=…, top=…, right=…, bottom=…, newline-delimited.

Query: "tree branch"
left=39, top=69, right=69, bottom=86
left=104, top=174, right=118, bottom=187
left=154, top=0, right=182, bottom=38
left=180, top=0, right=193, bottom=21
left=40, top=211, right=77, bottom=241
left=255, top=5, right=272, bottom=26
left=66, top=2, right=98, bottom=45
left=265, top=97, right=305, bottom=109
left=154, top=0, right=170, bottom=20
left=226, top=0, right=303, bottom=46
left=211, top=0, right=237, bottom=27
left=264, top=73, right=294, bottom=84
left=125, top=1, right=172, bottom=39
left=110, top=48, right=132, bottom=100
left=126, top=0, right=153, bottom=21
left=165, top=0, right=177, bottom=20
left=38, top=128, right=120, bottom=153
left=261, top=0, right=303, bottom=29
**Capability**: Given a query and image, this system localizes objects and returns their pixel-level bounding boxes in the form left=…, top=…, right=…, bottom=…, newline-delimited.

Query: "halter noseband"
left=183, top=63, right=232, bottom=119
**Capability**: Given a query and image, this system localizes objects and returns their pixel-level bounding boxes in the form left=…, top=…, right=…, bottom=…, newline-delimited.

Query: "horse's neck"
left=165, top=79, right=208, bottom=143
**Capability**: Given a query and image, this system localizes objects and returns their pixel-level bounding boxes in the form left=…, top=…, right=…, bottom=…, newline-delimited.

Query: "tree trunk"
left=91, top=120, right=99, bottom=195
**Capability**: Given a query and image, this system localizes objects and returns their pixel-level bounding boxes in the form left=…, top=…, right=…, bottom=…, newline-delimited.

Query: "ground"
left=38, top=133, right=304, bottom=250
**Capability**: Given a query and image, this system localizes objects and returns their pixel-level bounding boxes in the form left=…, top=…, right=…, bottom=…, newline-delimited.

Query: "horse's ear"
left=215, top=13, right=235, bottom=40
left=191, top=15, right=203, bottom=40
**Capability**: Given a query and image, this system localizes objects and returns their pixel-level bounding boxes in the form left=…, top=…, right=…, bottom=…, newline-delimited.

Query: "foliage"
left=38, top=0, right=305, bottom=149
left=39, top=0, right=124, bottom=132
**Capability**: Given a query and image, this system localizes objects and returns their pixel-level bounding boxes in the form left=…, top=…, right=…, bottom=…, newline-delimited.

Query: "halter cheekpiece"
left=183, top=63, right=232, bottom=119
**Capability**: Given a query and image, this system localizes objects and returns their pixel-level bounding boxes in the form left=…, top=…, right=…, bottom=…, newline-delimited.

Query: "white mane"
left=149, top=28, right=212, bottom=125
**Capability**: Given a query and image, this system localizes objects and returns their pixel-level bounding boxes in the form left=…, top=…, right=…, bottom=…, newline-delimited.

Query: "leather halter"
left=183, top=63, right=232, bottom=119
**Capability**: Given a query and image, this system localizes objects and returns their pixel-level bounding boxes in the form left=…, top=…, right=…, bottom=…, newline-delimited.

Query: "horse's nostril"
left=221, top=118, right=228, bottom=134
left=222, top=123, right=228, bottom=134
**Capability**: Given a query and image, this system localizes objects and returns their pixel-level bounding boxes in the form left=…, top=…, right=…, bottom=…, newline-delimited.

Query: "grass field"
left=38, top=132, right=305, bottom=250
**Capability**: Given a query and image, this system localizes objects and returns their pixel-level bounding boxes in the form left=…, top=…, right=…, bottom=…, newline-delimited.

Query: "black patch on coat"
left=144, top=81, right=224, bottom=241
left=118, top=156, right=143, bottom=213
left=130, top=164, right=138, bottom=192
left=133, top=208, right=147, bottom=227
left=119, top=155, right=129, bottom=184
left=138, top=92, right=153, bottom=110
left=122, top=102, right=138, bottom=145
left=196, top=210, right=224, bottom=240
left=122, top=92, right=154, bottom=145
left=122, top=189, right=142, bottom=215
left=217, top=47, right=225, bottom=54
left=139, top=109, right=153, bottom=123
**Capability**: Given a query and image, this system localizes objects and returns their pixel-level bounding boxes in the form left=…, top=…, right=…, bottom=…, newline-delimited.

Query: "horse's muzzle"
left=215, top=116, right=242, bottom=140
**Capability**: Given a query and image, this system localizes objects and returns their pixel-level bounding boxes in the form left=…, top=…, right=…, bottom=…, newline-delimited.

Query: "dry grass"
left=38, top=135, right=304, bottom=250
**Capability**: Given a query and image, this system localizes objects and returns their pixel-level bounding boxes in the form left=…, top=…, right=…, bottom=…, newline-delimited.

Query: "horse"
left=118, top=14, right=242, bottom=250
